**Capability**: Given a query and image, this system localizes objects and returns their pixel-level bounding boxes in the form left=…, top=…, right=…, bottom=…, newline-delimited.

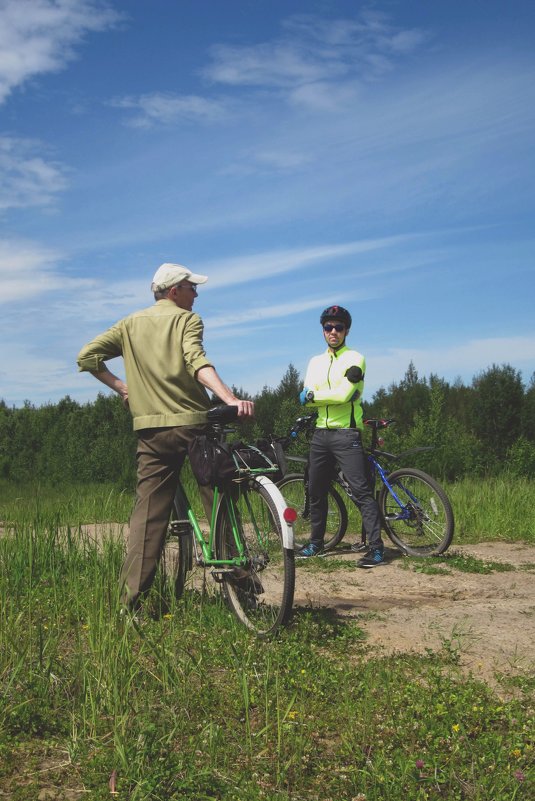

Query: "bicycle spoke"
left=215, top=480, right=294, bottom=636
left=380, top=468, right=454, bottom=556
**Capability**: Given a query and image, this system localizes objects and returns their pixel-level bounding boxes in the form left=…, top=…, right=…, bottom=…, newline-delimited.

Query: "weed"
left=296, top=557, right=355, bottom=573
left=0, top=485, right=534, bottom=800
left=439, top=551, right=516, bottom=574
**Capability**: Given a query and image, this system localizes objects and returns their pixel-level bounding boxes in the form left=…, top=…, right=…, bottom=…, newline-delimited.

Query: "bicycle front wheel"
left=379, top=468, right=454, bottom=556
left=215, top=479, right=295, bottom=637
left=277, top=473, right=348, bottom=550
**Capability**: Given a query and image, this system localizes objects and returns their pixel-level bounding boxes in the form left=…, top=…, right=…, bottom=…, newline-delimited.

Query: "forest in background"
left=0, top=361, right=534, bottom=488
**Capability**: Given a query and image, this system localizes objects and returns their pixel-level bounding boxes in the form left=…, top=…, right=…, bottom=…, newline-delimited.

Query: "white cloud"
left=0, top=136, right=69, bottom=210
left=111, top=92, right=228, bottom=128
left=289, top=79, right=361, bottom=111
left=203, top=11, right=428, bottom=97
left=252, top=149, right=313, bottom=170
left=368, top=336, right=535, bottom=393
left=0, top=0, right=120, bottom=104
left=0, top=341, right=79, bottom=404
left=198, top=235, right=416, bottom=289
left=205, top=42, right=339, bottom=88
left=0, top=238, right=93, bottom=302
left=205, top=295, right=355, bottom=332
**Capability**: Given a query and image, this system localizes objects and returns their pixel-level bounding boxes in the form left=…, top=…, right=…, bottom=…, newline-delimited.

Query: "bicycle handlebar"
left=206, top=404, right=240, bottom=424
left=288, top=412, right=318, bottom=440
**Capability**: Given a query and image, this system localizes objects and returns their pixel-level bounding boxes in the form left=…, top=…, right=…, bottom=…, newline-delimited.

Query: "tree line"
left=0, top=362, right=533, bottom=487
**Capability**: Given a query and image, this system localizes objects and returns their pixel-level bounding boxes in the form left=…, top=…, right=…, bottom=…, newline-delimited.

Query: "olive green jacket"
left=77, top=300, right=212, bottom=430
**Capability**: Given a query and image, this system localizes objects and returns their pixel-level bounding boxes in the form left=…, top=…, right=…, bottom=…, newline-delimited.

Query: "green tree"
left=521, top=371, right=535, bottom=442
left=471, top=364, right=524, bottom=461
left=276, top=363, right=301, bottom=400
left=401, top=383, right=484, bottom=480
left=367, top=361, right=430, bottom=431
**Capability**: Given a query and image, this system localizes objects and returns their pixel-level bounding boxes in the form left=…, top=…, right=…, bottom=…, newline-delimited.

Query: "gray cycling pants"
left=308, top=428, right=383, bottom=550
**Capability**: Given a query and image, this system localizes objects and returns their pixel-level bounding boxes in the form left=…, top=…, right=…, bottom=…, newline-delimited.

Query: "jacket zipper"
left=326, top=353, right=334, bottom=428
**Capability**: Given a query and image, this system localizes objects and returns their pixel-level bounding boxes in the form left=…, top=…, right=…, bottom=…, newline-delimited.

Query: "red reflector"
left=283, top=507, right=298, bottom=523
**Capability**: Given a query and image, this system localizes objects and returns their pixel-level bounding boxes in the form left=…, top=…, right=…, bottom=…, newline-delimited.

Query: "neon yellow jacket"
left=303, top=344, right=366, bottom=430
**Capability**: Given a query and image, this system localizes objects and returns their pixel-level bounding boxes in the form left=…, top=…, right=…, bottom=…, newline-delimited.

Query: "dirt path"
left=293, top=542, right=535, bottom=686
left=57, top=525, right=535, bottom=686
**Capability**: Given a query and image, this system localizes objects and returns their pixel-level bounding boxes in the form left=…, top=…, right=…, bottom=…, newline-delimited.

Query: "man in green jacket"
left=77, top=262, right=254, bottom=611
left=298, top=305, right=384, bottom=568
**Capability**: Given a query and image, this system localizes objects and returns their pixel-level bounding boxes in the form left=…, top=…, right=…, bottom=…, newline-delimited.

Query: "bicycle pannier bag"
left=188, top=435, right=236, bottom=489
left=231, top=442, right=275, bottom=473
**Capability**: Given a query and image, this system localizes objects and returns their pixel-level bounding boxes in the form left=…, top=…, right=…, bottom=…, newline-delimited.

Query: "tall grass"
left=0, top=482, right=533, bottom=799
left=338, top=476, right=535, bottom=546
left=447, top=477, right=535, bottom=543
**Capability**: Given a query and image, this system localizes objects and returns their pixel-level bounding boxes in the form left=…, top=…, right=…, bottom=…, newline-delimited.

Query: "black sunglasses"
left=176, top=283, right=197, bottom=291
left=323, top=323, right=345, bottom=333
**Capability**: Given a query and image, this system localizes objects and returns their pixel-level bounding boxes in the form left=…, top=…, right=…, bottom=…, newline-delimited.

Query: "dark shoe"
left=350, top=541, right=368, bottom=553
left=356, top=548, right=385, bottom=568
left=296, top=542, right=324, bottom=559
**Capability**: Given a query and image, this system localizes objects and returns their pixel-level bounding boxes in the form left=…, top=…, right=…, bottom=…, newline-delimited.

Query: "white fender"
left=254, top=475, right=295, bottom=550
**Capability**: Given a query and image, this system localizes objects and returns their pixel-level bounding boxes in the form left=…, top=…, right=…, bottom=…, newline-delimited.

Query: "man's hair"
left=154, top=286, right=171, bottom=301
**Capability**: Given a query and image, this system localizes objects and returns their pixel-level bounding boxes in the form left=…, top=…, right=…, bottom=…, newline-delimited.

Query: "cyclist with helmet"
left=297, top=305, right=385, bottom=567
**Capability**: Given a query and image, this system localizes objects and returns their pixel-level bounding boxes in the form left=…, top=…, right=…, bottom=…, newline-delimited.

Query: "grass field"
left=0, top=478, right=533, bottom=800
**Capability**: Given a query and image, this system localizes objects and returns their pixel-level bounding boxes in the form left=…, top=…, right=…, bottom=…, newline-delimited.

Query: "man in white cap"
left=77, top=262, right=254, bottom=613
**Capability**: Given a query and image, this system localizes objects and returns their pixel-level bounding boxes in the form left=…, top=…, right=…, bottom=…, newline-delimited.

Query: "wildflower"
left=452, top=723, right=460, bottom=732
left=415, top=759, right=425, bottom=770
left=163, top=613, right=173, bottom=620
left=287, top=710, right=298, bottom=720
left=514, top=769, right=525, bottom=782
left=510, top=748, right=522, bottom=758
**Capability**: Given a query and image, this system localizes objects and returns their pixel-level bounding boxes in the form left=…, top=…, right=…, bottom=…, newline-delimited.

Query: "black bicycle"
left=272, top=414, right=454, bottom=557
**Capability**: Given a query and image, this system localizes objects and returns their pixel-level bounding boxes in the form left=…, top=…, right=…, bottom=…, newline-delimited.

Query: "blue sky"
left=1, top=0, right=534, bottom=408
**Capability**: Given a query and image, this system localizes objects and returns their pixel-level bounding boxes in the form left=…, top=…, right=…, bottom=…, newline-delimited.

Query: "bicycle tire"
left=378, top=468, right=454, bottom=556
left=277, top=473, right=348, bottom=551
left=215, top=478, right=295, bottom=637
left=162, top=501, right=193, bottom=601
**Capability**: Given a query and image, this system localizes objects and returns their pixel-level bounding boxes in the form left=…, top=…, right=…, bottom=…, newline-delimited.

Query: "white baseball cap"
left=151, top=262, right=208, bottom=292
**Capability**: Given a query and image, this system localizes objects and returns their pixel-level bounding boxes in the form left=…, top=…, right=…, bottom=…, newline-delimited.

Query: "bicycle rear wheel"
left=162, top=501, right=193, bottom=601
left=215, top=479, right=295, bottom=636
left=379, top=468, right=454, bottom=556
left=277, top=473, right=348, bottom=550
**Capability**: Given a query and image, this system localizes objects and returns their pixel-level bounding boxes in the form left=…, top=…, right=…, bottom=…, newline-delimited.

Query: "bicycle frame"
left=277, top=413, right=453, bottom=556
left=172, top=470, right=294, bottom=569
left=283, top=415, right=435, bottom=529
left=172, top=481, right=246, bottom=569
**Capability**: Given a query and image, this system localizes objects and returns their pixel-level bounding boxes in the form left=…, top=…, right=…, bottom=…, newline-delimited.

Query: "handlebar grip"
left=206, top=404, right=239, bottom=423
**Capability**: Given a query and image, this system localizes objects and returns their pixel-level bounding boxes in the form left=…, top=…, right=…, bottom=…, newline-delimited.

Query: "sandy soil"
left=11, top=521, right=533, bottom=687
left=293, top=542, right=535, bottom=686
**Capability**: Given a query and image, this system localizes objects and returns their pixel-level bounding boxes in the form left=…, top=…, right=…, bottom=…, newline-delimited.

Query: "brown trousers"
left=120, top=425, right=213, bottom=608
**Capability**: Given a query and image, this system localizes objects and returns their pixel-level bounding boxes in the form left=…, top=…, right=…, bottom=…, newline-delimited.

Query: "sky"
left=1, top=0, right=534, bottom=408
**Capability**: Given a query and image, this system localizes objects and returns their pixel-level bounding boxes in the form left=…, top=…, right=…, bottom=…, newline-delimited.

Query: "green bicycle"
left=163, top=405, right=297, bottom=637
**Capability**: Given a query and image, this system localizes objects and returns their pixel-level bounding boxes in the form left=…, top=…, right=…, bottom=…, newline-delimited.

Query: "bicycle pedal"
left=210, top=568, right=236, bottom=583
left=169, top=520, right=192, bottom=536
